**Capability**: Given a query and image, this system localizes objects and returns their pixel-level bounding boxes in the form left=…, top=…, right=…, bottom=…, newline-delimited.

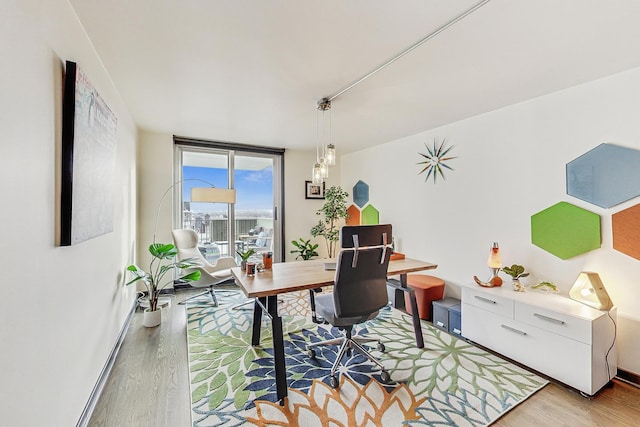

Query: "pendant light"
left=311, top=98, right=334, bottom=183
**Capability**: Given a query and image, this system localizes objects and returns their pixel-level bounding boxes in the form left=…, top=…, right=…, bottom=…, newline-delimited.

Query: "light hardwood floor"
left=89, top=290, right=640, bottom=426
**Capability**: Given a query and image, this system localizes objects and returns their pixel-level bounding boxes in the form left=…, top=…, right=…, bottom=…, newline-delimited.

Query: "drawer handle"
left=452, top=328, right=461, bottom=334
left=501, top=324, right=527, bottom=336
left=436, top=321, right=445, bottom=327
left=474, top=296, right=497, bottom=304
left=534, top=313, right=565, bottom=325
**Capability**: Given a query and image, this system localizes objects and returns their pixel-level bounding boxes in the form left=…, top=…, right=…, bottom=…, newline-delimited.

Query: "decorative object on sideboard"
left=126, top=243, right=201, bottom=327
left=417, top=137, right=457, bottom=183
left=487, top=242, right=503, bottom=286
left=530, top=281, right=558, bottom=293
left=501, top=264, right=529, bottom=292
left=473, top=242, right=503, bottom=288
left=569, top=272, right=614, bottom=311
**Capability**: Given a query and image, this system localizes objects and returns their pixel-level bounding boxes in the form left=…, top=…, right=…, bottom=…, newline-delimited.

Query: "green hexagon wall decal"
left=531, top=202, right=601, bottom=259
left=361, top=204, right=379, bottom=225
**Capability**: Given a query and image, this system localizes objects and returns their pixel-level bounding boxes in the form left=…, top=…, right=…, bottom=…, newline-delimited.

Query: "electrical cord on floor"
left=605, top=310, right=617, bottom=383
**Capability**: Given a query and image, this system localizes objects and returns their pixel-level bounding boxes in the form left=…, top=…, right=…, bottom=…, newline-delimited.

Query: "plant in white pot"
left=126, top=243, right=201, bottom=327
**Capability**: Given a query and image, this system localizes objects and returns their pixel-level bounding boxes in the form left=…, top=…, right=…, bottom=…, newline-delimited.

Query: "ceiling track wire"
left=323, top=0, right=492, bottom=104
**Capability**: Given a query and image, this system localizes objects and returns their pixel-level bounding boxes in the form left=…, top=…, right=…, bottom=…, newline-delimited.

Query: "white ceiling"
left=69, top=0, right=640, bottom=155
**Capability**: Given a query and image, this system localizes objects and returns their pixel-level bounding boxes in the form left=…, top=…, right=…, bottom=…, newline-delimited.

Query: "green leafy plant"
left=235, top=248, right=257, bottom=262
left=501, top=264, right=530, bottom=280
left=126, top=243, right=201, bottom=311
left=310, top=186, right=349, bottom=258
left=290, top=237, right=319, bottom=260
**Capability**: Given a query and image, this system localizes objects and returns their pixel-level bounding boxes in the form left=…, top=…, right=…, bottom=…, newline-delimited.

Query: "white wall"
left=283, top=149, right=341, bottom=261
left=0, top=1, right=138, bottom=425
left=341, top=67, right=640, bottom=375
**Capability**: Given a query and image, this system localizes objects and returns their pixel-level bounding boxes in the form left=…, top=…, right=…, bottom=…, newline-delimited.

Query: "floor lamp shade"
left=190, top=187, right=236, bottom=204
left=569, top=272, right=613, bottom=311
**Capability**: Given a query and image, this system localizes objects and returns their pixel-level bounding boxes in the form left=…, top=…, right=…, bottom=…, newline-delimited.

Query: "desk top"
left=231, top=257, right=437, bottom=298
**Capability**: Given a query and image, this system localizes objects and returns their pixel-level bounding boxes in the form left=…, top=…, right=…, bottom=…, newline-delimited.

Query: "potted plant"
left=236, top=248, right=257, bottom=271
left=126, top=243, right=201, bottom=327
left=310, top=186, right=349, bottom=258
left=501, top=264, right=529, bottom=292
left=290, top=237, right=319, bottom=260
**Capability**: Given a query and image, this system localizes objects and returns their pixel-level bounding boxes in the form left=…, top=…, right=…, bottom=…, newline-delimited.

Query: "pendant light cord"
left=322, top=0, right=491, bottom=104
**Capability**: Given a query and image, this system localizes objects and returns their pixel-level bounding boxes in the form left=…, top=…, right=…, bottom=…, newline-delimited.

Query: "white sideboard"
left=461, top=284, right=617, bottom=396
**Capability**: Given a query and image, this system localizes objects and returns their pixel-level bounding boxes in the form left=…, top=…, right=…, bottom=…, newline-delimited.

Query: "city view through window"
left=181, top=158, right=275, bottom=262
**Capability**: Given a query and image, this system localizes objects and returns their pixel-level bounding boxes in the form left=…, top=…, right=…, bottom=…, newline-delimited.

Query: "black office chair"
left=306, top=224, right=393, bottom=388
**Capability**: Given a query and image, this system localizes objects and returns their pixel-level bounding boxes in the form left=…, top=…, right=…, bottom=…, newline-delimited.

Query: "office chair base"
left=179, top=287, right=218, bottom=306
left=307, top=334, right=390, bottom=389
left=231, top=299, right=254, bottom=310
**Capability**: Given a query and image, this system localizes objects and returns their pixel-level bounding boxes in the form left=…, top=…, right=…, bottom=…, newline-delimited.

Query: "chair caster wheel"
left=380, top=370, right=391, bottom=383
left=307, top=349, right=316, bottom=359
left=377, top=342, right=386, bottom=352
left=329, top=375, right=339, bottom=389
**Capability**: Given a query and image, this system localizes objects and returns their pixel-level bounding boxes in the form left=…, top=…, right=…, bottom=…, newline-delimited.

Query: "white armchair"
left=172, top=229, right=237, bottom=306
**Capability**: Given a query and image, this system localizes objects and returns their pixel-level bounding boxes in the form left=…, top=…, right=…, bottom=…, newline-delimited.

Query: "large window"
left=174, top=138, right=284, bottom=264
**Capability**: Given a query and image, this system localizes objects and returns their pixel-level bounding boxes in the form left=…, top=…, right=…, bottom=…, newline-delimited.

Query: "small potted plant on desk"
left=126, top=243, right=202, bottom=327
left=501, top=264, right=529, bottom=292
left=236, top=248, right=257, bottom=271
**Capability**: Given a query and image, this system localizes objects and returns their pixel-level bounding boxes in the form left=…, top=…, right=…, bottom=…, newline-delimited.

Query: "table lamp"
left=569, top=272, right=613, bottom=311
left=487, top=242, right=503, bottom=286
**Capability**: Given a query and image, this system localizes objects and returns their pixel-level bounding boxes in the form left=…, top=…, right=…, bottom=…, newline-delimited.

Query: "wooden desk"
left=231, top=257, right=437, bottom=404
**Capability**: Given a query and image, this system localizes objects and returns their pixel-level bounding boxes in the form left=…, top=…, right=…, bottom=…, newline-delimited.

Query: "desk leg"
left=401, top=273, right=424, bottom=349
left=251, top=297, right=266, bottom=346
left=268, top=295, right=287, bottom=405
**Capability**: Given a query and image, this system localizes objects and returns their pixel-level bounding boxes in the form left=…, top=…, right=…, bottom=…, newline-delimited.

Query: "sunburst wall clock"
left=417, top=138, right=457, bottom=183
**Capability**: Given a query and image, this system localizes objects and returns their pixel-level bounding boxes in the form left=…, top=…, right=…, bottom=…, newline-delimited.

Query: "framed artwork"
left=60, top=60, right=118, bottom=246
left=305, top=181, right=325, bottom=199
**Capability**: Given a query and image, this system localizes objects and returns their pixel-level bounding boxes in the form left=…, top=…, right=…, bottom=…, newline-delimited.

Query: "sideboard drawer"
left=462, top=286, right=514, bottom=318
left=515, top=302, right=592, bottom=344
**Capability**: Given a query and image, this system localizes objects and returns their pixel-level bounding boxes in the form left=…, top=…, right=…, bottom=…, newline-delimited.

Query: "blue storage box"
left=432, top=297, right=460, bottom=332
left=448, top=303, right=462, bottom=337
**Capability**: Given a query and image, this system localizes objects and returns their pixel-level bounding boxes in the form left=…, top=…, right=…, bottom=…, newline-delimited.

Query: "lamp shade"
left=190, top=187, right=236, bottom=204
left=569, top=271, right=613, bottom=311
left=487, top=242, right=501, bottom=268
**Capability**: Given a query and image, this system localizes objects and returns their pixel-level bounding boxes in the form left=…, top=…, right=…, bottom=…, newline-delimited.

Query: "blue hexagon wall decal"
left=353, top=180, right=369, bottom=208
left=531, top=202, right=601, bottom=260
left=566, top=143, right=640, bottom=208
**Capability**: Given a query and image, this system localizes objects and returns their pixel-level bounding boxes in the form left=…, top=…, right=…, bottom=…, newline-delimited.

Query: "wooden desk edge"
left=231, top=258, right=437, bottom=298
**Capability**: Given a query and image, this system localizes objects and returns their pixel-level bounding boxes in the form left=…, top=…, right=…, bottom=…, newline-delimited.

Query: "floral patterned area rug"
left=186, top=289, right=547, bottom=426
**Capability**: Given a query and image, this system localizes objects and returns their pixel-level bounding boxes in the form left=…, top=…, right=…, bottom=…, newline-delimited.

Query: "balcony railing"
left=182, top=216, right=274, bottom=260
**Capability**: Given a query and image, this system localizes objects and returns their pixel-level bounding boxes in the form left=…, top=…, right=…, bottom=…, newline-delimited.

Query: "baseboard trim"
left=76, top=299, right=137, bottom=427
left=616, top=369, right=640, bottom=388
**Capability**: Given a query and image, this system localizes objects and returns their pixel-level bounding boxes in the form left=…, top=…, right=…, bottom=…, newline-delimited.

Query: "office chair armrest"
left=212, top=256, right=237, bottom=270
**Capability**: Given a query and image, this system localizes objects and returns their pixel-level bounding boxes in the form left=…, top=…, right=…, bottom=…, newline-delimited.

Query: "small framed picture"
left=305, top=181, right=325, bottom=199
